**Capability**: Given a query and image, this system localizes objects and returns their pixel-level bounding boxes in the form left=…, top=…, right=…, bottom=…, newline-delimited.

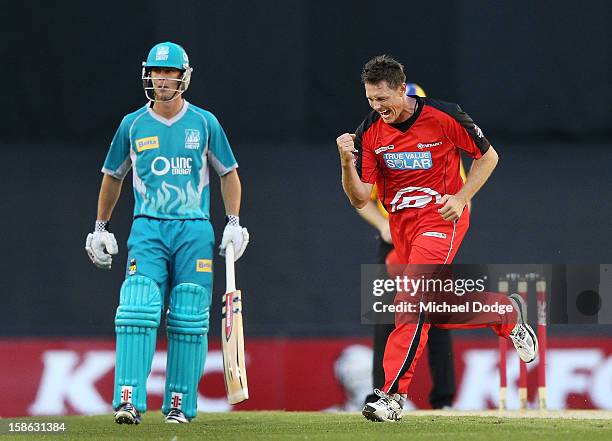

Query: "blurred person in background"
left=326, top=345, right=374, bottom=411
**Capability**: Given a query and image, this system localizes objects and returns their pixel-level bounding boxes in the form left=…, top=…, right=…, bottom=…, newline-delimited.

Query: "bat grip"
left=225, top=244, right=236, bottom=292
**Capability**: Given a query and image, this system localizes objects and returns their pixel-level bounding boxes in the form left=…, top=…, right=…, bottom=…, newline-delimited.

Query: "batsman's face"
left=151, top=68, right=182, bottom=101
left=365, top=81, right=407, bottom=124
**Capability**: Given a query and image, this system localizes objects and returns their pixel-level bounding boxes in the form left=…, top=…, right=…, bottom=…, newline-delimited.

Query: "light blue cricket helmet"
left=141, top=42, right=193, bottom=102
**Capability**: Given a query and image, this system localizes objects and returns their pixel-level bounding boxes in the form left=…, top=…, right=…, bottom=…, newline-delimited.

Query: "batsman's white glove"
left=219, top=215, right=249, bottom=261
left=85, top=221, right=118, bottom=270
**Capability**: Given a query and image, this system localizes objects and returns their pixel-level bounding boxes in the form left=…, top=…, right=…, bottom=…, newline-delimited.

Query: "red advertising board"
left=1, top=336, right=611, bottom=417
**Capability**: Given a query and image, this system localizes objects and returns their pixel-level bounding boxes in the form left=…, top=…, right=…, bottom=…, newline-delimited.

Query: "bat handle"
left=225, top=244, right=236, bottom=292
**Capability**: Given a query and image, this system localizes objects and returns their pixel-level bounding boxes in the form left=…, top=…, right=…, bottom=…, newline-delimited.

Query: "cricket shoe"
left=164, top=408, right=190, bottom=424
left=362, top=389, right=404, bottom=422
left=114, top=403, right=141, bottom=425
left=508, top=293, right=538, bottom=363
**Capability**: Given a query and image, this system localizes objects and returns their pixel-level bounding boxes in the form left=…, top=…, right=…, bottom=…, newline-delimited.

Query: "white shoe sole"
left=114, top=411, right=137, bottom=425
left=509, top=294, right=539, bottom=363
left=362, top=405, right=384, bottom=422
left=165, top=418, right=189, bottom=424
left=362, top=404, right=401, bottom=422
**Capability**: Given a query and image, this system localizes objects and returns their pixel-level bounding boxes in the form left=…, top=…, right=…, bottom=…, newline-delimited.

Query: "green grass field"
left=1, top=411, right=611, bottom=441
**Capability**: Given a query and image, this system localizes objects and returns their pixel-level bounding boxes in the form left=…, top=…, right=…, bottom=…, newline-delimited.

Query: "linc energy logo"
left=151, top=156, right=192, bottom=176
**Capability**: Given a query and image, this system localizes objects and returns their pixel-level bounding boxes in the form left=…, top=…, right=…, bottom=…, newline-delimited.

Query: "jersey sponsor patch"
left=151, top=156, right=192, bottom=176
left=383, top=151, right=432, bottom=170
left=196, top=259, right=212, bottom=272
left=135, top=136, right=160, bottom=152
left=375, top=144, right=395, bottom=154
left=417, top=141, right=442, bottom=150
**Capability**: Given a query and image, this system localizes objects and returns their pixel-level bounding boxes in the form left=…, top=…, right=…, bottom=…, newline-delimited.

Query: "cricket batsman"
left=336, top=55, right=538, bottom=422
left=85, top=42, right=249, bottom=424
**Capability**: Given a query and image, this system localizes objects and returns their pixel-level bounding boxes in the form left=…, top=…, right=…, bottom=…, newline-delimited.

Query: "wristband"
left=95, top=220, right=109, bottom=232
left=225, top=215, right=240, bottom=226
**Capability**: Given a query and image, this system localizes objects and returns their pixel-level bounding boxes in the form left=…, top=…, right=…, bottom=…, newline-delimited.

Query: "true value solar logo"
left=383, top=151, right=432, bottom=170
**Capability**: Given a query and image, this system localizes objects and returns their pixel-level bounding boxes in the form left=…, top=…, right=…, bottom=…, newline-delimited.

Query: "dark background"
left=1, top=1, right=611, bottom=337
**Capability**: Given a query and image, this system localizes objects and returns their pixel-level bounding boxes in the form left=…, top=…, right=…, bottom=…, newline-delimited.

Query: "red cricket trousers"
left=383, top=207, right=517, bottom=395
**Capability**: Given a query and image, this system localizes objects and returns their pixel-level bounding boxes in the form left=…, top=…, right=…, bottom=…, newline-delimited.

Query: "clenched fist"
left=437, top=194, right=467, bottom=222
left=336, top=133, right=357, bottom=167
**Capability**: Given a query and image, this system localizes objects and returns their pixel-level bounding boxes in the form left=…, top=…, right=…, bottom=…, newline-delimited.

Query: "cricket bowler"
left=85, top=42, right=249, bottom=424
left=336, top=55, right=538, bottom=422
left=357, top=83, right=458, bottom=410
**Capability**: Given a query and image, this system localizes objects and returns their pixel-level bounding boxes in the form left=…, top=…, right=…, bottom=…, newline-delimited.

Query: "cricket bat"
left=221, top=245, right=249, bottom=404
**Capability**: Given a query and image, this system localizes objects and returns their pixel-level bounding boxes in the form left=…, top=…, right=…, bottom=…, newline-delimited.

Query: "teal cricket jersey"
left=102, top=101, right=237, bottom=220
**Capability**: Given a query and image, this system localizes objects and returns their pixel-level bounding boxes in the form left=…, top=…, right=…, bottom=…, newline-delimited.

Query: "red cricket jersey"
left=354, top=96, right=491, bottom=215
